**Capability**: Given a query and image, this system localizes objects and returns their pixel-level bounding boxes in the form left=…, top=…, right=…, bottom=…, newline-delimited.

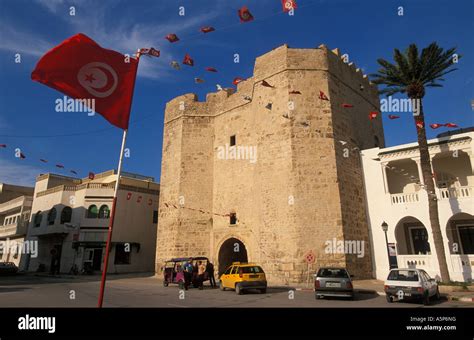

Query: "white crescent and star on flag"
left=77, top=62, right=118, bottom=98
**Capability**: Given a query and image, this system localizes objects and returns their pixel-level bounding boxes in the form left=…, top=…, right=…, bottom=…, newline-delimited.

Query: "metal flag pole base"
left=97, top=128, right=128, bottom=308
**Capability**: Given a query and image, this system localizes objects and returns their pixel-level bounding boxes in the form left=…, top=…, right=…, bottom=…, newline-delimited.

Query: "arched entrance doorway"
left=395, top=216, right=431, bottom=255
left=218, top=238, right=248, bottom=276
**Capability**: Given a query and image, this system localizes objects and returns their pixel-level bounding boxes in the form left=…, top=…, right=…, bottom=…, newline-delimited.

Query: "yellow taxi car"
left=219, top=262, right=267, bottom=294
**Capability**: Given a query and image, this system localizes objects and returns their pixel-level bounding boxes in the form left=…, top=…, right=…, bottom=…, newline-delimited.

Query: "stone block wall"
left=156, top=44, right=385, bottom=283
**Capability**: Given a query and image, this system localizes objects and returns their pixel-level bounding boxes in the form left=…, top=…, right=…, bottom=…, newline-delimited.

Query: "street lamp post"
left=381, top=221, right=391, bottom=270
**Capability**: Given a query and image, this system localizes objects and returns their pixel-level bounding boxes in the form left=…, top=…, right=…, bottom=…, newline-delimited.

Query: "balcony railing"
left=391, top=192, right=420, bottom=205
left=390, top=186, right=473, bottom=204
left=438, top=186, right=473, bottom=199
left=36, top=182, right=115, bottom=197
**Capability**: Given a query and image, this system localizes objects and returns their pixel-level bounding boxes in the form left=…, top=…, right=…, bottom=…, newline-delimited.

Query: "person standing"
left=197, top=261, right=206, bottom=290
left=206, top=261, right=216, bottom=288
left=183, top=259, right=193, bottom=290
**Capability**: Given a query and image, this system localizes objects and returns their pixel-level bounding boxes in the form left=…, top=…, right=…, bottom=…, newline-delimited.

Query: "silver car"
left=314, top=267, right=354, bottom=300
left=384, top=268, right=440, bottom=305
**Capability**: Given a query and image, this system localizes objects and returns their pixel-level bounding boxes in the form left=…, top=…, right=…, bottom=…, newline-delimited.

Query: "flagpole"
left=97, top=50, right=141, bottom=308
left=97, top=128, right=127, bottom=308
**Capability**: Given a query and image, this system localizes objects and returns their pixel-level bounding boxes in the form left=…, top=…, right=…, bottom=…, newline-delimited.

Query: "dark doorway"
left=92, top=248, right=103, bottom=271
left=218, top=238, right=248, bottom=276
left=53, top=244, right=62, bottom=274
left=410, top=227, right=431, bottom=254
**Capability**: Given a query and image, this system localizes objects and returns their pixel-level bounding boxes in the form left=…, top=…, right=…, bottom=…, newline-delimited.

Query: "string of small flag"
left=336, top=139, right=428, bottom=189
left=160, top=200, right=282, bottom=260
left=0, top=143, right=95, bottom=178
left=125, top=192, right=158, bottom=207
left=139, top=6, right=461, bottom=130
left=2, top=0, right=462, bottom=177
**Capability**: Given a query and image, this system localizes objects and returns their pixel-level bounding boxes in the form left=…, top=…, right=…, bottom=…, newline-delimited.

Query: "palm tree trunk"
left=413, top=100, right=450, bottom=282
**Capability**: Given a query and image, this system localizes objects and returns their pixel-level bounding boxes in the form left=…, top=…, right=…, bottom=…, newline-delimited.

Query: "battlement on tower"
left=164, top=44, right=378, bottom=123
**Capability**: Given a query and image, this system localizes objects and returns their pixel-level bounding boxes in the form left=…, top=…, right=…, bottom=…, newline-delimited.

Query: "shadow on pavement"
left=393, top=295, right=448, bottom=306
left=0, top=287, right=31, bottom=293
left=0, top=272, right=156, bottom=286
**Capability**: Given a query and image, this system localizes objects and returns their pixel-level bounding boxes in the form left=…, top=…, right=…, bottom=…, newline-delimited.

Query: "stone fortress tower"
left=156, top=44, right=385, bottom=284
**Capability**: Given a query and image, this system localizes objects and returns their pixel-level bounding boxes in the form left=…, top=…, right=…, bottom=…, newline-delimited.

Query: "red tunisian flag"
left=31, top=33, right=138, bottom=129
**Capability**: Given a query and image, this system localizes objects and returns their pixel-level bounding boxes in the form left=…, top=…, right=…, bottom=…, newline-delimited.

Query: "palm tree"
left=371, top=43, right=459, bottom=282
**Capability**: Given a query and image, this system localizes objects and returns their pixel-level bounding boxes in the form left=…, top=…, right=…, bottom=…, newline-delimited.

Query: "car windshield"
left=240, top=266, right=264, bottom=274
left=388, top=270, right=419, bottom=281
left=317, top=268, right=349, bottom=278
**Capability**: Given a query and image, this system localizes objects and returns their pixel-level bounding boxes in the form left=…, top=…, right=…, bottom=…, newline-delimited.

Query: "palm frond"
left=372, top=42, right=459, bottom=97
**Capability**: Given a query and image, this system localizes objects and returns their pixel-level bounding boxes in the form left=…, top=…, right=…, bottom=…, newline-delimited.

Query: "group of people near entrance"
left=180, top=260, right=216, bottom=290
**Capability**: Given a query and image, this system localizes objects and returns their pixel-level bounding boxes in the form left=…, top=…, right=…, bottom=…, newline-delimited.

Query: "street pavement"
left=0, top=273, right=472, bottom=308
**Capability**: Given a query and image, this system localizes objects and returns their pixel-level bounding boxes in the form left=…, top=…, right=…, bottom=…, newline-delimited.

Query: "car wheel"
left=386, top=294, right=393, bottom=303
left=219, top=281, right=225, bottom=291
left=315, top=294, right=320, bottom=300
left=235, top=283, right=243, bottom=295
left=163, top=281, right=169, bottom=287
left=423, top=293, right=431, bottom=306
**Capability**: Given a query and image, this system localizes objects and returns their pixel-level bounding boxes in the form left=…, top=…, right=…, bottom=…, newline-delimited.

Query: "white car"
left=384, top=268, right=440, bottom=305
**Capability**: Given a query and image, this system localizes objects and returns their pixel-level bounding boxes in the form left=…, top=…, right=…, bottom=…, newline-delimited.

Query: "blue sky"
left=0, top=0, right=473, bottom=186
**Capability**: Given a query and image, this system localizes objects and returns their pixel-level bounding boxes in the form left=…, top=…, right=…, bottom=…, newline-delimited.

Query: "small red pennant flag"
left=416, top=120, right=424, bottom=130
left=182, top=53, right=194, bottom=66
left=238, top=6, right=254, bottom=22
left=56, top=164, right=64, bottom=168
left=444, top=123, right=458, bottom=128
left=137, top=196, right=142, bottom=203
left=149, top=48, right=160, bottom=57
left=165, top=34, right=179, bottom=43
left=342, top=103, right=353, bottom=108
left=388, top=115, right=400, bottom=120
left=205, top=67, right=218, bottom=72
left=0, top=144, right=6, bottom=148
left=40, top=159, right=48, bottom=163
left=289, top=90, right=301, bottom=94
left=261, top=80, right=275, bottom=88
left=369, top=111, right=378, bottom=120
left=200, top=26, right=215, bottom=33
left=430, top=123, right=443, bottom=129
left=126, top=192, right=132, bottom=200
left=88, top=172, right=95, bottom=180
left=282, top=0, right=297, bottom=12
left=139, top=48, right=160, bottom=58
left=319, top=91, right=329, bottom=100
left=194, top=77, right=205, bottom=84
left=233, top=77, right=244, bottom=85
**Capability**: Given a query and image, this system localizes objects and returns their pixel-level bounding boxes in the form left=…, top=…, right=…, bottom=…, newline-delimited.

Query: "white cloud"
left=34, top=0, right=66, bottom=14
left=0, top=159, right=42, bottom=186
left=0, top=23, right=53, bottom=57
left=2, top=1, right=224, bottom=80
